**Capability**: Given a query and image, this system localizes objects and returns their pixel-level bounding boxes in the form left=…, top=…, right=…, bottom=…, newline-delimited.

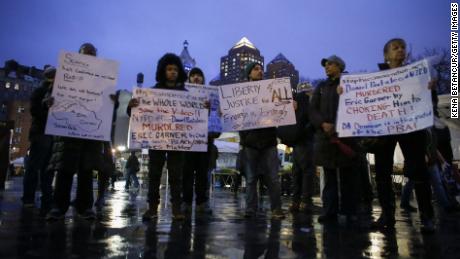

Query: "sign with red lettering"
left=128, top=87, right=208, bottom=151
left=337, top=59, right=433, bottom=137
left=219, top=78, right=296, bottom=131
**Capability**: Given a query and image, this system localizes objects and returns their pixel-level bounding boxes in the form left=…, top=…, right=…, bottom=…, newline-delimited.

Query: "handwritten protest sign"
left=185, top=83, right=222, bottom=132
left=336, top=59, right=433, bottom=137
left=128, top=87, right=208, bottom=151
left=218, top=77, right=296, bottom=131
left=45, top=51, right=119, bottom=141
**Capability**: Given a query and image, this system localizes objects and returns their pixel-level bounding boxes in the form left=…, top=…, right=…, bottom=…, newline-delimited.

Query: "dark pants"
left=22, top=135, right=54, bottom=209
left=147, top=150, right=184, bottom=207
left=355, top=154, right=373, bottom=204
left=182, top=152, right=209, bottom=205
left=292, top=142, right=315, bottom=204
left=322, top=166, right=357, bottom=216
left=53, top=139, right=102, bottom=213
left=374, top=130, right=434, bottom=221
left=243, top=146, right=282, bottom=211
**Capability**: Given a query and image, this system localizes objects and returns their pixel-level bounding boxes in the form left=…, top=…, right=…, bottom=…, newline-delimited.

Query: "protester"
left=22, top=65, right=56, bottom=215
left=371, top=38, right=435, bottom=233
left=238, top=62, right=284, bottom=219
left=182, top=67, right=219, bottom=216
left=127, top=53, right=188, bottom=221
left=310, top=55, right=358, bottom=224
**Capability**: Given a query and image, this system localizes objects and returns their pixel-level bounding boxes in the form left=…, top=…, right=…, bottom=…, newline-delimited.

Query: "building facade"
left=0, top=60, right=44, bottom=160
left=211, top=37, right=264, bottom=86
left=265, top=53, right=299, bottom=90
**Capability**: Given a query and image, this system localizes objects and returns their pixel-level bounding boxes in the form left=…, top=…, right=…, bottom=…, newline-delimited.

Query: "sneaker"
left=78, top=209, right=96, bottom=220
left=46, top=209, right=65, bottom=221
left=244, top=209, right=256, bottom=218
left=400, top=204, right=417, bottom=213
left=370, top=214, right=395, bottom=230
left=271, top=209, right=285, bottom=220
left=142, top=209, right=158, bottom=221
left=317, top=214, right=337, bottom=224
left=196, top=203, right=213, bottom=215
left=172, top=206, right=185, bottom=220
left=421, top=219, right=435, bottom=234
left=289, top=202, right=300, bottom=213
left=299, top=202, right=312, bottom=213
left=22, top=201, right=35, bottom=208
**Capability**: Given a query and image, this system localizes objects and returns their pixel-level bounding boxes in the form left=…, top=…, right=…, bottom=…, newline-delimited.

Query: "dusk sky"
left=0, top=0, right=450, bottom=90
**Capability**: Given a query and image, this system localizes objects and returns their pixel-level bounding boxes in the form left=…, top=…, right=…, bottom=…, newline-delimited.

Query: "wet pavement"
left=1, top=177, right=460, bottom=258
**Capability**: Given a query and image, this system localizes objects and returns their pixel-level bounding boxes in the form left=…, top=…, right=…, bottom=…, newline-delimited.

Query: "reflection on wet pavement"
left=1, top=177, right=459, bottom=258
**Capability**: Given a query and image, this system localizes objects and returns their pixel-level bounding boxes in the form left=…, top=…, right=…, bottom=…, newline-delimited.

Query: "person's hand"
left=128, top=98, right=139, bottom=108
left=337, top=85, right=344, bottom=95
left=428, top=80, right=437, bottom=90
left=43, top=96, right=54, bottom=108
left=293, top=100, right=298, bottom=111
left=109, top=94, right=117, bottom=102
left=321, top=122, right=335, bottom=135
left=204, top=100, right=210, bottom=109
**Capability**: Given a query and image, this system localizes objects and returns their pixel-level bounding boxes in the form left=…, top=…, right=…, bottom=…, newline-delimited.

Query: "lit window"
left=5, top=82, right=11, bottom=88
left=17, top=107, right=25, bottom=113
left=14, top=83, right=19, bottom=90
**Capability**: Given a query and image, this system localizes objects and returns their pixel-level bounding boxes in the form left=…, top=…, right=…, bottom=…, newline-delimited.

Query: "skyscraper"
left=179, top=40, right=196, bottom=74
left=265, top=53, right=299, bottom=90
left=211, top=37, right=264, bottom=85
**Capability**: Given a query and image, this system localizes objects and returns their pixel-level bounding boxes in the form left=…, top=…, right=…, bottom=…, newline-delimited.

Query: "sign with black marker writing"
left=128, top=87, right=208, bottom=152
left=185, top=83, right=222, bottom=133
left=45, top=51, right=119, bottom=141
left=219, top=78, right=296, bottom=131
left=337, top=59, right=433, bottom=137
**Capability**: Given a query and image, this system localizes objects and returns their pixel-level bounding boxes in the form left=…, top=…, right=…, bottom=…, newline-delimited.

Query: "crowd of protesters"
left=14, top=38, right=459, bottom=235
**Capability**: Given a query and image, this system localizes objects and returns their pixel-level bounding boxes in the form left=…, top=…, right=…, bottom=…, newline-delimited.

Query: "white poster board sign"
left=218, top=78, right=296, bottom=131
left=45, top=51, right=119, bottom=141
left=336, top=59, right=433, bottom=137
left=185, top=83, right=222, bottom=132
left=128, top=87, right=208, bottom=152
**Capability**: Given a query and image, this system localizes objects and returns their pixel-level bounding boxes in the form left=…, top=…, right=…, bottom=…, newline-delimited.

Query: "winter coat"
left=310, top=77, right=356, bottom=168
left=28, top=81, right=52, bottom=141
left=277, top=91, right=315, bottom=147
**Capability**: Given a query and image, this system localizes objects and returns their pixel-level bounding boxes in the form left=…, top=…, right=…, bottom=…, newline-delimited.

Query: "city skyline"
left=0, top=0, right=450, bottom=90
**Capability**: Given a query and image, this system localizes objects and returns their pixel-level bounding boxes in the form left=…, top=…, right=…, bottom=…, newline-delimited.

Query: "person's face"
left=189, top=73, right=204, bottom=84
left=79, top=45, right=97, bottom=56
left=324, top=61, right=341, bottom=78
left=385, top=41, right=406, bottom=65
left=165, top=64, right=179, bottom=82
left=249, top=64, right=263, bottom=81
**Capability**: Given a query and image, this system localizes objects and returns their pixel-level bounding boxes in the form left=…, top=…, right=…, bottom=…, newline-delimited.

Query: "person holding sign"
left=370, top=39, right=435, bottom=233
left=238, top=62, right=284, bottom=220
left=182, top=67, right=218, bottom=216
left=127, top=53, right=188, bottom=221
left=22, top=65, right=56, bottom=215
left=46, top=43, right=105, bottom=221
left=310, top=55, right=358, bottom=224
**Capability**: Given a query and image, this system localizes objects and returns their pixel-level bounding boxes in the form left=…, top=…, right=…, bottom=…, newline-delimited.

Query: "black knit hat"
left=188, top=67, right=205, bottom=83
left=244, top=62, right=263, bottom=80
left=155, top=53, right=187, bottom=84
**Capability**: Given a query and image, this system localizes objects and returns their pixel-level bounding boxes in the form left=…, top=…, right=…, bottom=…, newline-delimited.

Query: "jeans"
left=243, top=146, right=281, bottom=211
left=401, top=164, right=454, bottom=209
left=125, top=169, right=140, bottom=189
